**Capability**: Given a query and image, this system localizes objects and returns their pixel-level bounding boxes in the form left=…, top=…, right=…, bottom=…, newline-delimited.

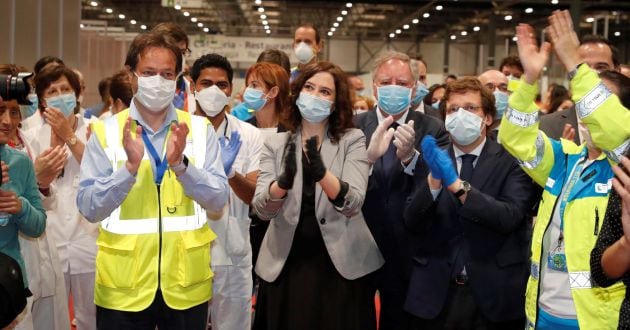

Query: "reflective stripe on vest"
left=568, top=271, right=592, bottom=289
left=99, top=111, right=208, bottom=234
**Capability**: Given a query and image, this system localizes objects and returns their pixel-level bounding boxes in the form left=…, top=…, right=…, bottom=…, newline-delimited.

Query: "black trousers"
left=409, top=282, right=524, bottom=330
left=96, top=290, right=208, bottom=330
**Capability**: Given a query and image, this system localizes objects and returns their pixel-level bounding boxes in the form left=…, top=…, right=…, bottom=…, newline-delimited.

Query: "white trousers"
left=64, top=272, right=96, bottom=330
left=209, top=265, right=253, bottom=330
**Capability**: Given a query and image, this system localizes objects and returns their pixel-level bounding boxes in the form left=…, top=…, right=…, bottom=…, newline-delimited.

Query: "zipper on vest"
left=534, top=154, right=569, bottom=327
left=157, top=184, right=163, bottom=287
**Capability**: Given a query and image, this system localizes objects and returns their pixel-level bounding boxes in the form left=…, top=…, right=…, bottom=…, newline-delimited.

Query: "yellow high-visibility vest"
left=91, top=109, right=216, bottom=311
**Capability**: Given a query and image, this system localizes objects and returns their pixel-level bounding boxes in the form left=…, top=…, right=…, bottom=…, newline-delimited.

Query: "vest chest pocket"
left=95, top=233, right=139, bottom=289
left=177, top=229, right=214, bottom=287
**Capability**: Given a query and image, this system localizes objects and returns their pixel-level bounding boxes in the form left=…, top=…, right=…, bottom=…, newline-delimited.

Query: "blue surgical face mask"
left=445, top=108, right=483, bottom=146
left=377, top=85, right=412, bottom=115
left=431, top=100, right=441, bottom=110
left=243, top=87, right=268, bottom=111
left=493, top=90, right=509, bottom=119
left=296, top=92, right=333, bottom=123
left=45, top=93, right=77, bottom=117
left=411, top=82, right=430, bottom=107
left=20, top=93, right=39, bottom=120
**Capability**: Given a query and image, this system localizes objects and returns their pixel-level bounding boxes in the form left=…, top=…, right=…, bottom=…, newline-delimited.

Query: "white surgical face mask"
left=134, top=74, right=176, bottom=112
left=445, top=108, right=484, bottom=146
left=294, top=42, right=315, bottom=64
left=196, top=85, right=230, bottom=117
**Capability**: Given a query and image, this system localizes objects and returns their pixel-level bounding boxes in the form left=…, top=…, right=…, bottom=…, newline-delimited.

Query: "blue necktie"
left=381, top=122, right=399, bottom=174
left=459, top=154, right=477, bottom=182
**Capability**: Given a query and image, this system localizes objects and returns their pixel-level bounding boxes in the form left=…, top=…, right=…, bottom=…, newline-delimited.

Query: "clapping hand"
left=367, top=115, right=395, bottom=164
left=166, top=122, right=189, bottom=167
left=122, top=117, right=144, bottom=175
left=421, top=135, right=458, bottom=187
left=393, top=120, right=416, bottom=162
left=304, top=136, right=327, bottom=182
left=547, top=10, right=582, bottom=72
left=276, top=134, right=297, bottom=190
left=219, top=131, right=242, bottom=177
left=515, top=23, right=551, bottom=85
left=34, top=146, right=67, bottom=188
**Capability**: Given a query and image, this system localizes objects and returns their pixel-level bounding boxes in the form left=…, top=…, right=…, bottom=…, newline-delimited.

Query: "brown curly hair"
left=283, top=61, right=354, bottom=143
left=439, top=77, right=496, bottom=125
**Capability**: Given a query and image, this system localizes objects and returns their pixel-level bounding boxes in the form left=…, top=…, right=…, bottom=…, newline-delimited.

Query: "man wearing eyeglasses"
left=151, top=23, right=196, bottom=113
left=404, top=77, right=535, bottom=329
left=478, top=69, right=510, bottom=138
left=76, top=32, right=228, bottom=329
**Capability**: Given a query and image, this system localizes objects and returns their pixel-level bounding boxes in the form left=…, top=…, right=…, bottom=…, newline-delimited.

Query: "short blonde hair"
left=372, top=51, right=413, bottom=81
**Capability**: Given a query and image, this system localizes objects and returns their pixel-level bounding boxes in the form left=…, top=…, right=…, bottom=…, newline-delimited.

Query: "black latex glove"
left=277, top=134, right=297, bottom=190
left=305, top=136, right=327, bottom=182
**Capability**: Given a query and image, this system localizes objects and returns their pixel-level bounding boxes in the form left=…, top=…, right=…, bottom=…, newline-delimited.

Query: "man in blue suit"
left=355, top=51, right=448, bottom=330
left=404, top=77, right=536, bottom=329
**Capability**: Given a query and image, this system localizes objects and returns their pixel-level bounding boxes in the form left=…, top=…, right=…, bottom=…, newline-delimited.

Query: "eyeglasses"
left=135, top=70, right=178, bottom=81
left=484, top=83, right=508, bottom=93
left=446, top=104, right=482, bottom=113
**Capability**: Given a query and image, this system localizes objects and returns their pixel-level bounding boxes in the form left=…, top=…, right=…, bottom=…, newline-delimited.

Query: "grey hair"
left=371, top=51, right=413, bottom=81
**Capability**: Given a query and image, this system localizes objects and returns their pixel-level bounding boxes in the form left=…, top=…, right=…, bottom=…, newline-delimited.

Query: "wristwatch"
left=454, top=180, right=471, bottom=198
left=66, top=135, right=78, bottom=146
left=567, top=63, right=584, bottom=80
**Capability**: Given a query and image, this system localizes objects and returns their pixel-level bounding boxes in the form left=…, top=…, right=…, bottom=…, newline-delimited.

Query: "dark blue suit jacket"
left=356, top=109, right=449, bottom=329
left=403, top=139, right=536, bottom=322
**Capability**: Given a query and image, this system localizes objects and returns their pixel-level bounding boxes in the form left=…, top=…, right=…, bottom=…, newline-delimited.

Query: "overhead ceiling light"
left=389, top=33, right=395, bottom=38
left=118, top=14, right=125, bottom=19
left=512, top=36, right=518, bottom=41
left=197, top=22, right=203, bottom=27
left=423, top=13, right=430, bottom=18
left=105, top=8, right=113, bottom=13
left=258, top=7, right=264, bottom=12
left=396, top=29, right=402, bottom=34
left=436, top=5, right=443, bottom=10
left=331, top=27, right=336, bottom=32
left=461, top=31, right=467, bottom=36
left=130, top=19, right=136, bottom=24
left=183, top=11, right=190, bottom=16
left=412, top=18, right=419, bottom=24
left=260, top=14, right=267, bottom=19
left=264, top=25, right=270, bottom=30
left=450, top=35, right=456, bottom=40
left=80, top=23, right=85, bottom=28
left=342, top=10, right=348, bottom=15
left=585, top=17, right=595, bottom=23
left=191, top=17, right=197, bottom=22
left=261, top=20, right=267, bottom=25
left=90, top=1, right=98, bottom=7
left=346, top=3, right=353, bottom=8
left=140, top=24, right=147, bottom=30
left=203, top=27, right=209, bottom=32
left=473, top=26, right=480, bottom=31
left=255, top=0, right=262, bottom=4
left=403, top=24, right=410, bottom=29
left=551, top=0, right=558, bottom=4
left=337, top=16, right=343, bottom=22
left=525, top=8, right=533, bottom=14
left=614, top=31, right=621, bottom=36
left=174, top=4, right=181, bottom=10
left=328, top=31, right=333, bottom=36
left=266, top=30, right=271, bottom=34
left=504, top=15, right=512, bottom=21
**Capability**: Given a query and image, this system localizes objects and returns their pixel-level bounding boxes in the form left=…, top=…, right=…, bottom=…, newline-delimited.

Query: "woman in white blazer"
left=252, top=61, right=384, bottom=330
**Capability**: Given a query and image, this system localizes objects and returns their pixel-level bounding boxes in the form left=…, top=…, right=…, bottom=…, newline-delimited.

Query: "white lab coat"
left=208, top=114, right=262, bottom=330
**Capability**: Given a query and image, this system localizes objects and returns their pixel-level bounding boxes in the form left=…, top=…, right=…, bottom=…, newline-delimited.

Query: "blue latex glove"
left=219, top=131, right=242, bottom=177
left=231, top=103, right=254, bottom=121
left=421, top=135, right=458, bottom=186
left=172, top=90, right=185, bottom=109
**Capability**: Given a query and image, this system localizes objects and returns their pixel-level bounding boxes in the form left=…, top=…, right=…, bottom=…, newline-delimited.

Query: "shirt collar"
left=453, top=137, right=486, bottom=159
left=129, top=99, right=177, bottom=134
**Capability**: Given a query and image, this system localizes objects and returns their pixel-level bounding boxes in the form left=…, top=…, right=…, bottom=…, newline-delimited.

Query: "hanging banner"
left=161, top=0, right=203, bottom=8
left=189, top=34, right=295, bottom=63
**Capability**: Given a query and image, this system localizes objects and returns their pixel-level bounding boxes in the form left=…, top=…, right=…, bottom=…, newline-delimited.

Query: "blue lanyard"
left=558, top=156, right=588, bottom=232
left=140, top=126, right=169, bottom=185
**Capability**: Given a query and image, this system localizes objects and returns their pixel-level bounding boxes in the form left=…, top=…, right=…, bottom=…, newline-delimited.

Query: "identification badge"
left=547, top=250, right=567, bottom=272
